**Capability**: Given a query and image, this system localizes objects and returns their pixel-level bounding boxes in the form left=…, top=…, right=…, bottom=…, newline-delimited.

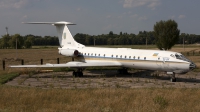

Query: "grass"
left=0, top=45, right=199, bottom=111
left=0, top=72, right=19, bottom=85
left=153, top=95, right=169, bottom=109
left=0, top=87, right=200, bottom=111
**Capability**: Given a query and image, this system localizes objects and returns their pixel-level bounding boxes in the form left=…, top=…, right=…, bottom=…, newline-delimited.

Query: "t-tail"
left=23, top=21, right=85, bottom=48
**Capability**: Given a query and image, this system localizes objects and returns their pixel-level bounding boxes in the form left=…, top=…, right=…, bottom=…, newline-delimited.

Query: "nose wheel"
left=170, top=73, right=176, bottom=82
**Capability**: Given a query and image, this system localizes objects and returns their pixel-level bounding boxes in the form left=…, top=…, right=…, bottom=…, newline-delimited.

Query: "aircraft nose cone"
left=189, top=62, right=196, bottom=70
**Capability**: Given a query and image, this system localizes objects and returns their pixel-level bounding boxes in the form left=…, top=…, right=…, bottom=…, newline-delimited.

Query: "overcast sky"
left=0, top=0, right=200, bottom=37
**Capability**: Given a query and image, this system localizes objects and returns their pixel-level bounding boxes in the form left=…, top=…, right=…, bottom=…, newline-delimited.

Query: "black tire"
left=73, top=72, right=78, bottom=77
left=73, top=71, right=76, bottom=76
left=118, top=69, right=128, bottom=74
left=170, top=78, right=176, bottom=82
left=118, top=69, right=122, bottom=74
left=78, top=72, right=83, bottom=77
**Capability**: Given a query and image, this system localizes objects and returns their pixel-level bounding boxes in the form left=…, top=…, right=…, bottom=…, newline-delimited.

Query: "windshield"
left=175, top=53, right=190, bottom=62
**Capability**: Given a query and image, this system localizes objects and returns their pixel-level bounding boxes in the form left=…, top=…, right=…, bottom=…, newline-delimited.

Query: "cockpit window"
left=170, top=54, right=175, bottom=58
left=175, top=54, right=182, bottom=59
left=175, top=53, right=190, bottom=62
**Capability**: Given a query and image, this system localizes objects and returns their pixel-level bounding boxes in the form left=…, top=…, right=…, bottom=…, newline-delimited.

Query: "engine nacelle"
left=59, top=49, right=79, bottom=57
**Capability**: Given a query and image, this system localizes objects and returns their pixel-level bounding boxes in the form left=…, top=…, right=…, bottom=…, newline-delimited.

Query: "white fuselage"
left=63, top=46, right=194, bottom=74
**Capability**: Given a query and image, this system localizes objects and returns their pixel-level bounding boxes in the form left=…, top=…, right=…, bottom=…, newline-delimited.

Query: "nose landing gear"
left=170, top=73, right=176, bottom=82
left=167, top=72, right=176, bottom=82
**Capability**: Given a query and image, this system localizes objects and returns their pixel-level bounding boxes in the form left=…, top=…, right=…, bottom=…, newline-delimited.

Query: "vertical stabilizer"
left=22, top=21, right=85, bottom=48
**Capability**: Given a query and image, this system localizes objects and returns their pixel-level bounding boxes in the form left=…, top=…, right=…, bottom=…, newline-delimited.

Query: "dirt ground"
left=6, top=70, right=200, bottom=89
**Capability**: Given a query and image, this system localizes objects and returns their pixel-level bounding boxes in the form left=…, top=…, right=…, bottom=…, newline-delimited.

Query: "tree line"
left=0, top=31, right=200, bottom=49
left=0, top=34, right=59, bottom=49
left=74, top=31, right=200, bottom=46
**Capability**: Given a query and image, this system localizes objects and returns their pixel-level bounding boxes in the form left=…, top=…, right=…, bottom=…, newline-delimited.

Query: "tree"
left=26, top=36, right=33, bottom=48
left=109, top=31, right=113, bottom=36
left=9, top=34, right=24, bottom=49
left=153, top=20, right=180, bottom=50
left=1, top=34, right=11, bottom=48
left=24, top=40, right=32, bottom=48
left=24, top=35, right=35, bottom=48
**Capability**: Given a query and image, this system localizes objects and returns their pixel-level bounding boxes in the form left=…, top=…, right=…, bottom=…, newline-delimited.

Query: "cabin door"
left=162, top=57, right=170, bottom=70
left=156, top=56, right=163, bottom=70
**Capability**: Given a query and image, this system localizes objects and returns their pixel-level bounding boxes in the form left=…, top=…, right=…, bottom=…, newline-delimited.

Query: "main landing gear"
left=73, top=69, right=83, bottom=77
left=118, top=68, right=128, bottom=74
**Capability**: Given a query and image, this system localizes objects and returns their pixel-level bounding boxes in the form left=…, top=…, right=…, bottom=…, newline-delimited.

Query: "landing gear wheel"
left=79, top=72, right=83, bottom=77
left=118, top=68, right=128, bottom=74
left=170, top=77, right=176, bottom=82
left=73, top=71, right=78, bottom=77
left=170, top=73, right=176, bottom=82
left=73, top=70, right=83, bottom=77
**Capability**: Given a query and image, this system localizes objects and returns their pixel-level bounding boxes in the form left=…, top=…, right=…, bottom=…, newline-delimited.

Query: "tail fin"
left=23, top=21, right=85, bottom=48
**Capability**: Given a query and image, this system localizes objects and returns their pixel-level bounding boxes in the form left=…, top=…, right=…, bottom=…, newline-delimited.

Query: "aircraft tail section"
left=23, top=21, right=85, bottom=48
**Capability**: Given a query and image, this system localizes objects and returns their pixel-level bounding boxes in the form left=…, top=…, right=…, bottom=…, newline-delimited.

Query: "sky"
left=0, top=0, right=200, bottom=37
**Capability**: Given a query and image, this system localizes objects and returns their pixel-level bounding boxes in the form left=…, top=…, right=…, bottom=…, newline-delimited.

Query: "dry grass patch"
left=0, top=49, right=71, bottom=65
left=0, top=49, right=72, bottom=74
left=0, top=46, right=199, bottom=111
left=1, top=86, right=200, bottom=111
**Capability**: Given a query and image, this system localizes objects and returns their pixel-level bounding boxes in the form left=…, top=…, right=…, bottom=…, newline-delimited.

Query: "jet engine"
left=58, top=49, right=79, bottom=57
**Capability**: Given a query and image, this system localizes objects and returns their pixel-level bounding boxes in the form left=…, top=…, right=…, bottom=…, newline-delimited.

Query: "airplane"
left=10, top=21, right=196, bottom=82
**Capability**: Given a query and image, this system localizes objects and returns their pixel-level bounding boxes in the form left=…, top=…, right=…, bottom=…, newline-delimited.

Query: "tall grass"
left=0, top=86, right=200, bottom=111
left=0, top=45, right=199, bottom=111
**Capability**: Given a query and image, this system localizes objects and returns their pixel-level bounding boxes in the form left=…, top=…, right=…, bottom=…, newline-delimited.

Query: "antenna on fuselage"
left=162, top=48, right=165, bottom=51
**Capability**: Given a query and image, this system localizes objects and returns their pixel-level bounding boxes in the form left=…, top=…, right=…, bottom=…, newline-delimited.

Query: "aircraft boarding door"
left=156, top=56, right=163, bottom=70
left=162, top=57, right=169, bottom=70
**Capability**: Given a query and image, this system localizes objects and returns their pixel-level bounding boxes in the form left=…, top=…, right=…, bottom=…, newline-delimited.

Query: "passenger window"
left=144, top=57, right=146, bottom=60
left=99, top=54, right=100, bottom=56
left=133, top=56, right=135, bottom=59
left=116, top=55, right=118, bottom=58
left=88, top=53, right=89, bottom=56
left=120, top=55, right=122, bottom=58
left=138, top=57, right=140, bottom=59
left=125, top=56, right=126, bottom=58
left=129, top=56, right=131, bottom=59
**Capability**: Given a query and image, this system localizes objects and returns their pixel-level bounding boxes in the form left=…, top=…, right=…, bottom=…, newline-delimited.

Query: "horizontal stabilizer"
left=22, top=21, right=76, bottom=25
left=22, top=21, right=84, bottom=48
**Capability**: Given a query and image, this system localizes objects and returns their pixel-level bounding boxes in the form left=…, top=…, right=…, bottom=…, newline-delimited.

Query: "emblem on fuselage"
left=153, top=53, right=159, bottom=56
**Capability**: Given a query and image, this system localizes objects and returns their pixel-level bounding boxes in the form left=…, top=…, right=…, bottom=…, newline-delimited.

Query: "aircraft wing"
left=9, top=61, right=122, bottom=68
